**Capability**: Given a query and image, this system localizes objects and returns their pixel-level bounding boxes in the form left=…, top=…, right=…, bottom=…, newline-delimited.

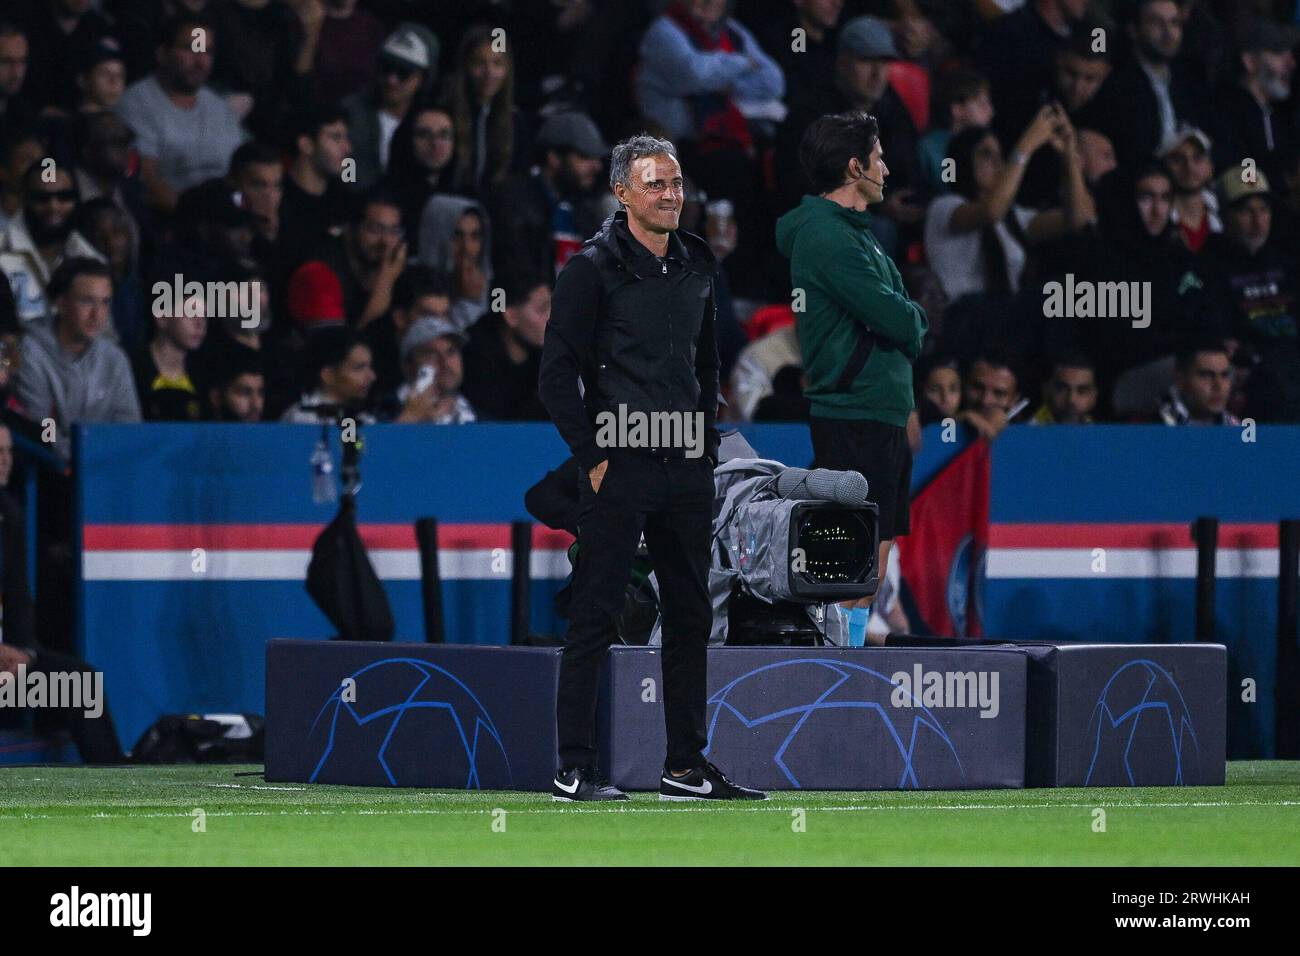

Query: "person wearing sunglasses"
left=342, top=22, right=439, bottom=192
left=0, top=162, right=105, bottom=325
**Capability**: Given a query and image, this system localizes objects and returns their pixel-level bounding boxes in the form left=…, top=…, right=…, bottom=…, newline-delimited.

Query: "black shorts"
left=809, top=416, right=912, bottom=540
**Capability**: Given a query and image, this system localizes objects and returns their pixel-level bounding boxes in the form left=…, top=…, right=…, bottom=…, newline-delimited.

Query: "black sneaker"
left=660, top=761, right=767, bottom=801
left=552, top=766, right=629, bottom=802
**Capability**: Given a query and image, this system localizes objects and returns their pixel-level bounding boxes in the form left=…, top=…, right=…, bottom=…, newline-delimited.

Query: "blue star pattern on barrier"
left=307, top=658, right=512, bottom=788
left=1084, top=659, right=1200, bottom=786
left=704, top=659, right=964, bottom=789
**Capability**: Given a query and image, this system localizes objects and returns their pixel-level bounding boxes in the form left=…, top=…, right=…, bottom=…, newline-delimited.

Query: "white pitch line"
left=2, top=799, right=1298, bottom=821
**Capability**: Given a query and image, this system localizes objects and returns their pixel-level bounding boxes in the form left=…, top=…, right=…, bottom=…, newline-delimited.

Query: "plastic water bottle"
left=310, top=437, right=336, bottom=505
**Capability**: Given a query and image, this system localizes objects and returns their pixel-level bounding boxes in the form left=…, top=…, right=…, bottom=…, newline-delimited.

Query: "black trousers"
left=556, top=450, right=714, bottom=772
left=27, top=649, right=127, bottom=764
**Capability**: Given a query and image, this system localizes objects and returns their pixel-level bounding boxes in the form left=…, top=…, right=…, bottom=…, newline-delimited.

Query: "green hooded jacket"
left=775, top=194, right=928, bottom=426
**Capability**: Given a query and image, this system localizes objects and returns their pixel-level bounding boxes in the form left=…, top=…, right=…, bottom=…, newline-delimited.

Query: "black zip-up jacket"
left=539, top=210, right=721, bottom=471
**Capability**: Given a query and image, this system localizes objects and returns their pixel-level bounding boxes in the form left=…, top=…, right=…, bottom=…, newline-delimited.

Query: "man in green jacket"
left=775, top=111, right=928, bottom=644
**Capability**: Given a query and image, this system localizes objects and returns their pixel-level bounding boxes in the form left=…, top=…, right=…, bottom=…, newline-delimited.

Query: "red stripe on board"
left=83, top=523, right=573, bottom=551
left=989, top=522, right=1279, bottom=549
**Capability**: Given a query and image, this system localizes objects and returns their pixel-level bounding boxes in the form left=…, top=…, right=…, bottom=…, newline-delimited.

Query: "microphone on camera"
left=773, top=467, right=870, bottom=507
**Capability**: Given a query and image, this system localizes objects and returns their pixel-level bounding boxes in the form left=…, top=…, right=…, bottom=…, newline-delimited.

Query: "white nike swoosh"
left=554, top=776, right=580, bottom=794
left=662, top=776, right=713, bottom=795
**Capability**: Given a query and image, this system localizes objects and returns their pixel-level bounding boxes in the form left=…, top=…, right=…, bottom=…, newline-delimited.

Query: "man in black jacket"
left=0, top=423, right=125, bottom=763
left=538, top=133, right=764, bottom=803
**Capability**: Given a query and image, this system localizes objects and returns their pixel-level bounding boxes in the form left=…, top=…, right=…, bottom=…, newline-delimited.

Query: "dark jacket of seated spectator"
left=485, top=112, right=609, bottom=283
left=462, top=271, right=550, bottom=421
left=0, top=427, right=125, bottom=764
left=1090, top=49, right=1207, bottom=171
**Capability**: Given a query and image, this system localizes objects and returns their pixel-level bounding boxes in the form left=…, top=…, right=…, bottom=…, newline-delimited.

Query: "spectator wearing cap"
left=636, top=0, right=785, bottom=148
left=180, top=141, right=285, bottom=279
left=279, top=325, right=377, bottom=424
left=17, top=257, right=140, bottom=453
left=1205, top=168, right=1299, bottom=421
left=1209, top=19, right=1297, bottom=194
left=23, top=0, right=113, bottom=113
left=445, top=24, right=530, bottom=197
left=1156, top=340, right=1239, bottom=426
left=973, top=0, right=1087, bottom=145
left=74, top=35, right=126, bottom=114
left=0, top=162, right=105, bottom=325
left=171, top=179, right=258, bottom=279
left=304, top=0, right=387, bottom=106
left=298, top=187, right=407, bottom=330
left=1089, top=0, right=1208, bottom=171
left=462, top=267, right=550, bottom=421
left=383, top=100, right=458, bottom=240
left=417, top=195, right=491, bottom=333
left=343, top=23, right=440, bottom=192
left=775, top=16, right=919, bottom=248
left=273, top=258, right=343, bottom=417
left=379, top=315, right=476, bottom=425
left=361, top=264, right=451, bottom=398
left=286, top=259, right=345, bottom=331
left=130, top=280, right=207, bottom=421
left=115, top=14, right=248, bottom=213
left=1159, top=124, right=1220, bottom=253
left=486, top=111, right=609, bottom=283
left=280, top=103, right=353, bottom=265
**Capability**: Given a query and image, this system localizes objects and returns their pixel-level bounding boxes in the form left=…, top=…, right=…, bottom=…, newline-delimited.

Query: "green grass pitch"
left=2, top=762, right=1297, bottom=866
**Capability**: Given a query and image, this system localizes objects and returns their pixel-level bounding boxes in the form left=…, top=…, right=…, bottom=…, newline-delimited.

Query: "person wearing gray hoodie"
left=417, top=194, right=492, bottom=333
left=17, top=257, right=140, bottom=457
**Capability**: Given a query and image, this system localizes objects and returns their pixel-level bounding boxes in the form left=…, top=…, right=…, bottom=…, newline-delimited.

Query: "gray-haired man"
left=538, top=134, right=765, bottom=802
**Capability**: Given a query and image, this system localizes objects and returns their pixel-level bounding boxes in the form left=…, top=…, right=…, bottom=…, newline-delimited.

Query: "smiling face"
left=615, top=153, right=683, bottom=234
left=964, top=360, right=1019, bottom=416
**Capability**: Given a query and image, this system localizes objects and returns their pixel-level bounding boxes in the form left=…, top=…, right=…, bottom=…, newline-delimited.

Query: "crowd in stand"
left=0, top=0, right=1294, bottom=449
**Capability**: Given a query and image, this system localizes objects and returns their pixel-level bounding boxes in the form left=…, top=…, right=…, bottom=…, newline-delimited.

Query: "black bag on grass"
left=130, top=713, right=265, bottom=763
